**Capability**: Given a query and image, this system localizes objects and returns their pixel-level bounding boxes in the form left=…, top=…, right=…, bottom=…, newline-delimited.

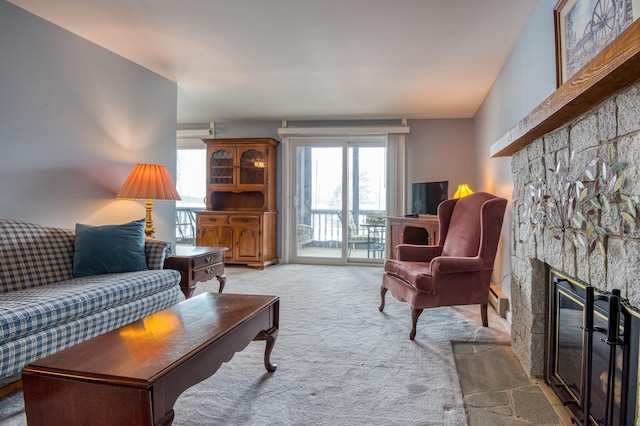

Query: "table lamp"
left=116, top=163, right=181, bottom=237
left=453, top=184, right=473, bottom=199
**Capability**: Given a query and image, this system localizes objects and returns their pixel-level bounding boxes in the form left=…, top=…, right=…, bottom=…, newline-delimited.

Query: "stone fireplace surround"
left=510, top=79, right=640, bottom=377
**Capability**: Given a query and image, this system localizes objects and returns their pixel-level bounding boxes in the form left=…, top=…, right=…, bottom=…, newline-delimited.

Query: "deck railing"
left=176, top=207, right=197, bottom=244
left=301, top=209, right=385, bottom=246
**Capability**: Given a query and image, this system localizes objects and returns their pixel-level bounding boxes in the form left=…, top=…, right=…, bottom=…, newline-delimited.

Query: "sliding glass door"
left=292, top=137, right=386, bottom=263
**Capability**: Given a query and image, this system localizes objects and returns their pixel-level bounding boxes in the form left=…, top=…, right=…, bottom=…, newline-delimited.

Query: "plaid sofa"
left=0, top=220, right=183, bottom=379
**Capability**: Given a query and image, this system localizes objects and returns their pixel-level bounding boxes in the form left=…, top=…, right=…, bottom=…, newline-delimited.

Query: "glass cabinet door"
left=239, top=148, right=267, bottom=185
left=209, top=149, right=234, bottom=185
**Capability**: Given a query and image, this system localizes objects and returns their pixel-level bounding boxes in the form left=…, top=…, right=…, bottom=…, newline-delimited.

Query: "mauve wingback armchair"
left=379, top=192, right=507, bottom=340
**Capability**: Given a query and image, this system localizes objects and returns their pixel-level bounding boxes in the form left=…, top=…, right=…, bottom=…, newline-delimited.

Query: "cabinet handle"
left=205, top=267, right=214, bottom=274
left=241, top=218, right=249, bottom=223
left=205, top=256, right=214, bottom=263
left=208, top=218, right=217, bottom=222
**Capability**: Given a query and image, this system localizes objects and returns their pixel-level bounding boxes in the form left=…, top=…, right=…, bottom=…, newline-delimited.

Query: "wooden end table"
left=22, top=292, right=279, bottom=426
left=164, top=246, right=228, bottom=298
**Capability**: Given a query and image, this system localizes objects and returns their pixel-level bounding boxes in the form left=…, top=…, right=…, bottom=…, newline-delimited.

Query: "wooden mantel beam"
left=490, top=18, right=640, bottom=158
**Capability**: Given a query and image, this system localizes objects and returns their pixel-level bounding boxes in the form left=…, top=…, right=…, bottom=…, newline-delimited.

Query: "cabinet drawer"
left=229, top=216, right=260, bottom=225
left=192, top=262, right=224, bottom=282
left=193, top=251, right=224, bottom=269
left=198, top=214, right=228, bottom=225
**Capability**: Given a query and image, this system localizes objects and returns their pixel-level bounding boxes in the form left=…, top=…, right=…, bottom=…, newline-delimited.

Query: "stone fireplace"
left=547, top=268, right=640, bottom=424
left=509, top=78, right=640, bottom=380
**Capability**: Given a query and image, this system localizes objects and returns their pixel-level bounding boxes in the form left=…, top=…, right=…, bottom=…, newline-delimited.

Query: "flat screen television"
left=411, top=181, right=448, bottom=215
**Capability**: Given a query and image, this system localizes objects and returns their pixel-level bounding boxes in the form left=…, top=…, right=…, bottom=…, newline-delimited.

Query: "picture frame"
left=554, top=0, right=640, bottom=87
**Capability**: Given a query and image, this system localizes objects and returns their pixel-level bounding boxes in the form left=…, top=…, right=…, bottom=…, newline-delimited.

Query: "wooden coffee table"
left=22, top=292, right=279, bottom=426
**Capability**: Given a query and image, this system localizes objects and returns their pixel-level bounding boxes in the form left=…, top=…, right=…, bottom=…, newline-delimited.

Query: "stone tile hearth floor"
left=453, top=343, right=573, bottom=425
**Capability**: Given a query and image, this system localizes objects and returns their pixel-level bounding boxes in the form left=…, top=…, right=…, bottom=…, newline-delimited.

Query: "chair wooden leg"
left=410, top=308, right=423, bottom=340
left=481, top=304, right=488, bottom=327
left=379, top=287, right=388, bottom=312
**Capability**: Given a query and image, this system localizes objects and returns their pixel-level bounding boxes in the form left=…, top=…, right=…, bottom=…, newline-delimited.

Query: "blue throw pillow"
left=73, top=218, right=148, bottom=277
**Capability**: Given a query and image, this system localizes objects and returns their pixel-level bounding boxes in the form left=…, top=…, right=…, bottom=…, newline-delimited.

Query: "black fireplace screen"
left=548, top=269, right=639, bottom=425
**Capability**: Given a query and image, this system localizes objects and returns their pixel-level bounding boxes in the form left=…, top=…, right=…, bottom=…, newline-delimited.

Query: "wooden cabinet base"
left=387, top=216, right=439, bottom=259
left=195, top=211, right=277, bottom=269
left=227, top=257, right=279, bottom=270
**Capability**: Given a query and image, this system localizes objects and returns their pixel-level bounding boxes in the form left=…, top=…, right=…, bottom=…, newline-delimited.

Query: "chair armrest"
left=145, top=238, right=173, bottom=270
left=430, top=256, right=483, bottom=275
left=395, top=244, right=442, bottom=262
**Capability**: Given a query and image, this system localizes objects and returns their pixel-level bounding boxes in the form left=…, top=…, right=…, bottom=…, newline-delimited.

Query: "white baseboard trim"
left=489, top=283, right=509, bottom=319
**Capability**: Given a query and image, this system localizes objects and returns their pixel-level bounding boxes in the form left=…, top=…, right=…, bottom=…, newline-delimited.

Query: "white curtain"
left=386, top=133, right=407, bottom=217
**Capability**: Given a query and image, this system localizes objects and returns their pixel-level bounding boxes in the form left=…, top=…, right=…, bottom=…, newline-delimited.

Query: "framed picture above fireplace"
left=553, top=0, right=640, bottom=86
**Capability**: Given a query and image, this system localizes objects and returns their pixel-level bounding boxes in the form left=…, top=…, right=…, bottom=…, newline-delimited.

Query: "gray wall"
left=473, top=0, right=558, bottom=313
left=407, top=119, right=474, bottom=208
left=0, top=2, right=178, bottom=242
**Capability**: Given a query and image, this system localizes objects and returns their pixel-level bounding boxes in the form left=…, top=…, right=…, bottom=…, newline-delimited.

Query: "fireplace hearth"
left=548, top=269, right=640, bottom=425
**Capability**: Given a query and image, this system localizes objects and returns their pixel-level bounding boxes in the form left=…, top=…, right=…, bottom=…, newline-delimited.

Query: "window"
left=175, top=142, right=206, bottom=244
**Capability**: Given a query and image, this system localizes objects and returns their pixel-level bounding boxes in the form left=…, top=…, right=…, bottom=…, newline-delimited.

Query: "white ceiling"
left=10, top=0, right=540, bottom=123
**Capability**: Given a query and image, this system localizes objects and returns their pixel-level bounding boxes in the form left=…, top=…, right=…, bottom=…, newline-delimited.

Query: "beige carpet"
left=0, top=264, right=511, bottom=425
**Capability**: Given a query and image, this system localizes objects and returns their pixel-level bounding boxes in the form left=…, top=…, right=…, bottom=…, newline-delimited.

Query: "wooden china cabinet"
left=195, top=138, right=279, bottom=269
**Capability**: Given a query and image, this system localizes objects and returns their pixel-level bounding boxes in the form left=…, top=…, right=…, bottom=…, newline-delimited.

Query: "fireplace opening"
left=547, top=269, right=640, bottom=425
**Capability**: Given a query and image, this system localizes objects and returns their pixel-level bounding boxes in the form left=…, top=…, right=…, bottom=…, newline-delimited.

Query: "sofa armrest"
left=395, top=244, right=443, bottom=262
left=144, top=238, right=172, bottom=270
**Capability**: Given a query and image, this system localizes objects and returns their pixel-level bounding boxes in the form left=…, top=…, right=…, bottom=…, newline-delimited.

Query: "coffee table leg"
left=259, top=326, right=278, bottom=372
left=216, top=274, right=226, bottom=293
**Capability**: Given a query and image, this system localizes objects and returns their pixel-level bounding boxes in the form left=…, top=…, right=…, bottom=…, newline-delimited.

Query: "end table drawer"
left=193, top=251, right=224, bottom=269
left=193, top=263, right=224, bottom=282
